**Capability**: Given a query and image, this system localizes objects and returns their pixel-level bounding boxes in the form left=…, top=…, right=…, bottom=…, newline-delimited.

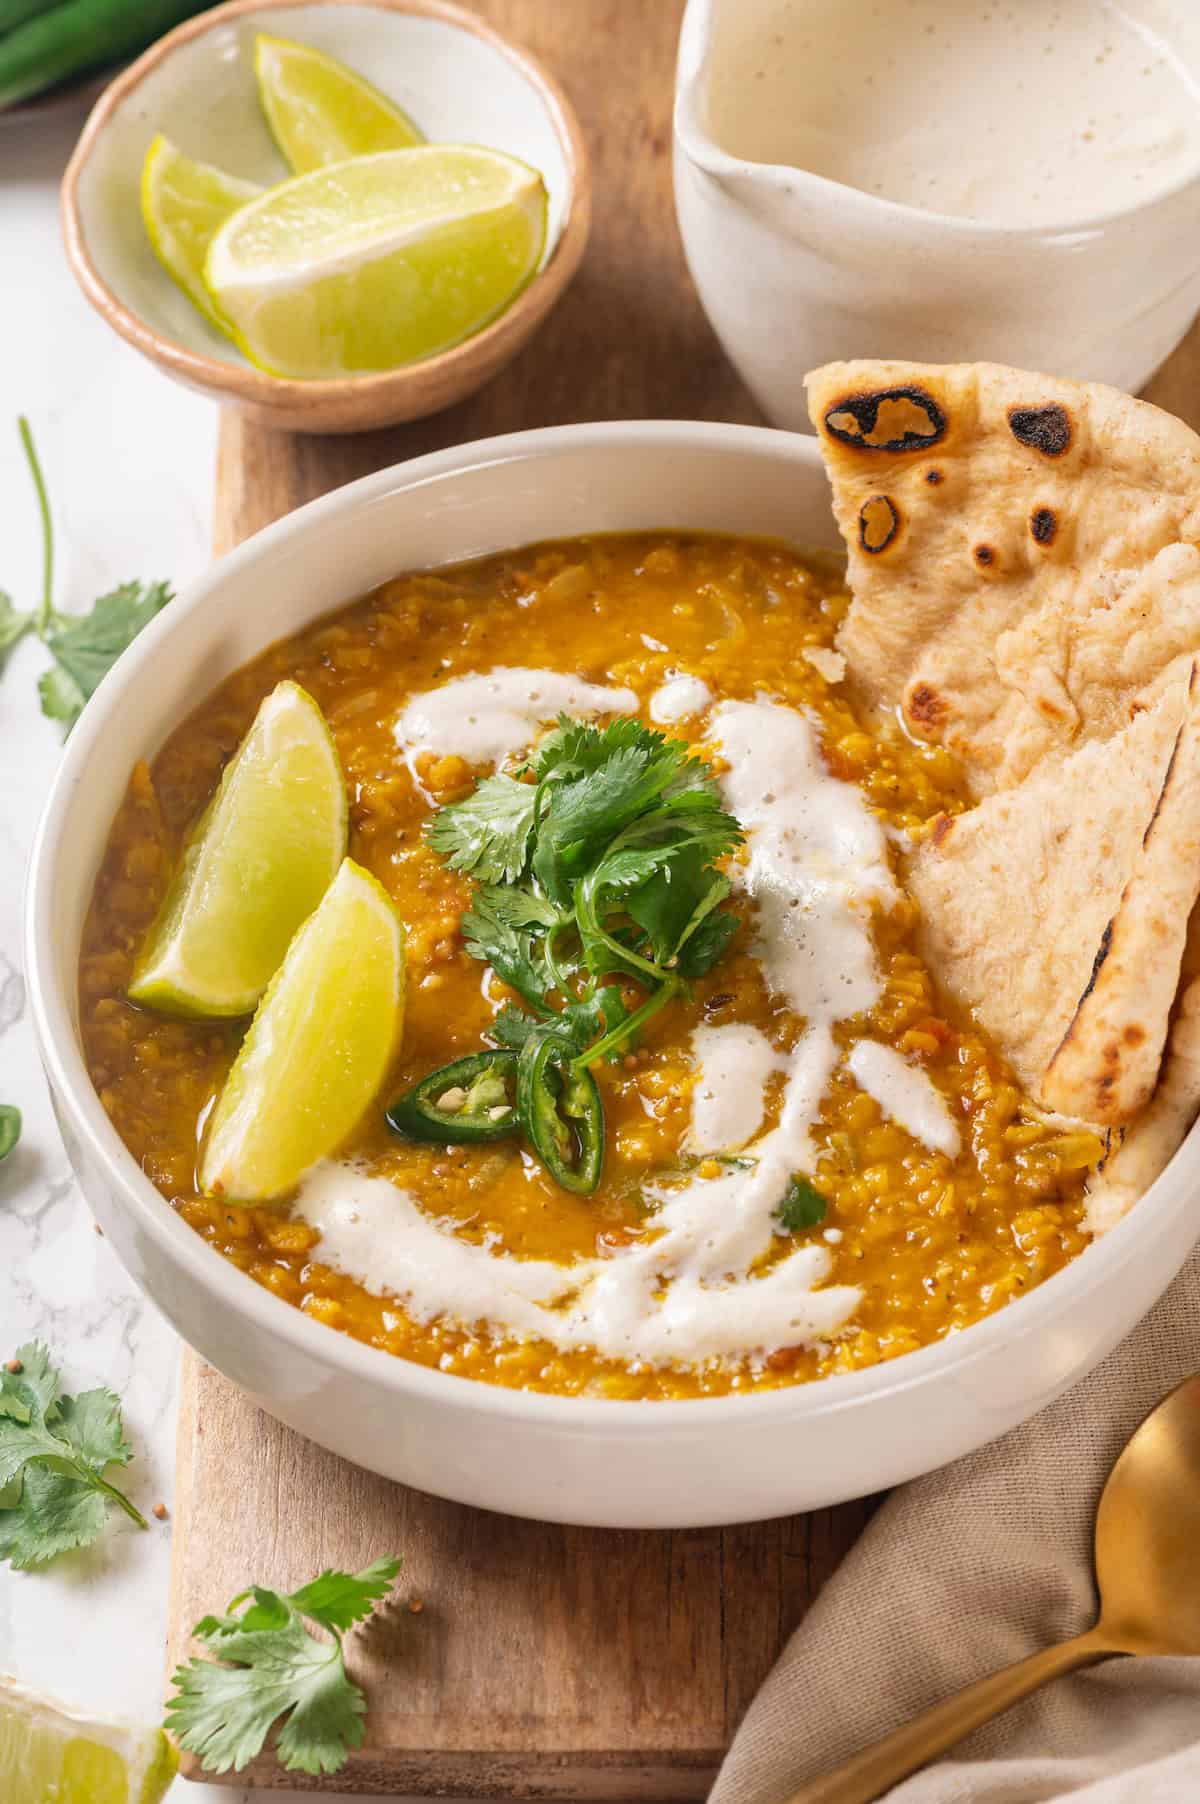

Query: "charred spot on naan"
left=823, top=385, right=947, bottom=454
left=1029, top=505, right=1058, bottom=546
left=858, top=494, right=901, bottom=554
left=905, top=681, right=950, bottom=732
left=1007, top=402, right=1074, bottom=458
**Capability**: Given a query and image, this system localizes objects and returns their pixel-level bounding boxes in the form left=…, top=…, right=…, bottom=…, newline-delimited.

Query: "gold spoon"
left=785, top=1374, right=1200, bottom=1804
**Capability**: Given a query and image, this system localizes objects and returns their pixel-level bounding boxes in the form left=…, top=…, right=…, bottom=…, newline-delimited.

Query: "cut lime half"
left=141, top=134, right=260, bottom=332
left=203, top=145, right=549, bottom=379
left=200, top=858, right=406, bottom=1201
left=129, top=680, right=347, bottom=1018
left=255, top=32, right=424, bottom=173
left=0, top=1675, right=177, bottom=1804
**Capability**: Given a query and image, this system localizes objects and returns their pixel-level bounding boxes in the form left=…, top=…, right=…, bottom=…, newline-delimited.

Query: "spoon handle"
left=782, top=1628, right=1117, bottom=1804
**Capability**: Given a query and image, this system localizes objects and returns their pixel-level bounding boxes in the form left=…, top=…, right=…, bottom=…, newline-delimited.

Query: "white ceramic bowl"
left=673, top=0, right=1200, bottom=432
left=61, top=0, right=589, bottom=434
left=25, top=422, right=1200, bottom=1527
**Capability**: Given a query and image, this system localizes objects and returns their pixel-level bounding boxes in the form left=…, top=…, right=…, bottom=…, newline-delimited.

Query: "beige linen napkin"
left=712, top=1249, right=1200, bottom=1804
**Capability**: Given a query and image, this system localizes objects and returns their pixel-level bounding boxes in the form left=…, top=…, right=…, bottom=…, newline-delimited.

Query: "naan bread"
left=908, top=663, right=1200, bottom=1127
left=805, top=360, right=1200, bottom=794
left=1085, top=905, right=1200, bottom=1233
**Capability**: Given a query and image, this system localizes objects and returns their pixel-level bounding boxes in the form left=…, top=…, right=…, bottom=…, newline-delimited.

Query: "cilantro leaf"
left=487, top=1004, right=542, bottom=1051
left=531, top=723, right=701, bottom=905
left=289, top=1555, right=406, bottom=1633
left=427, top=774, right=537, bottom=884
left=0, top=1463, right=111, bottom=1569
left=40, top=579, right=174, bottom=734
left=471, top=883, right=563, bottom=932
left=53, top=1385, right=133, bottom=1473
left=37, top=663, right=84, bottom=727
left=0, top=1105, right=19, bottom=1162
left=775, top=1177, right=829, bottom=1233
left=461, top=893, right=554, bottom=1013
left=166, top=1558, right=402, bottom=1776
left=675, top=905, right=740, bottom=978
left=0, top=1342, right=146, bottom=1566
left=0, top=1342, right=59, bottom=1424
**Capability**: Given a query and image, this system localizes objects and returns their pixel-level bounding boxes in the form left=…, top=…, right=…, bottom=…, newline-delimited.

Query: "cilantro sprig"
left=3, top=417, right=174, bottom=732
left=0, top=1342, right=147, bottom=1568
left=395, top=716, right=745, bottom=1192
left=431, top=714, right=743, bottom=1061
left=166, top=1556, right=403, bottom=1777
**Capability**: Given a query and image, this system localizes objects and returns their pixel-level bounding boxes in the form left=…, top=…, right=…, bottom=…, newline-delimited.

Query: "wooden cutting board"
left=165, top=0, right=1200, bottom=1789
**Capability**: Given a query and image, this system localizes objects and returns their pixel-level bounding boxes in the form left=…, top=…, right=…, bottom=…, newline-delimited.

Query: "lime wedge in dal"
left=129, top=680, right=347, bottom=1018
left=200, top=858, right=406, bottom=1202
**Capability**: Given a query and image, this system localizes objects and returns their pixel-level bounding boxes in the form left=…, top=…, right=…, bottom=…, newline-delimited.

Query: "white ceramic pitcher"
left=674, top=0, right=1200, bottom=431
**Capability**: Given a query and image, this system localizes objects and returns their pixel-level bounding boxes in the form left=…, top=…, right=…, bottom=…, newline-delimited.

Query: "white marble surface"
left=0, top=104, right=367, bottom=1804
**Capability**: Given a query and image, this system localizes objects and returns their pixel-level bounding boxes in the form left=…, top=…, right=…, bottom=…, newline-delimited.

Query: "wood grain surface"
left=168, top=0, right=1200, bottom=1789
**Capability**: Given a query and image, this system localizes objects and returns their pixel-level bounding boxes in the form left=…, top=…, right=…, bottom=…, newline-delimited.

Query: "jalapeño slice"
left=387, top=1049, right=519, bottom=1144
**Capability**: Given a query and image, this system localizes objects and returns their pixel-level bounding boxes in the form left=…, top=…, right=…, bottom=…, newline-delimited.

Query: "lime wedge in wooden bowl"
left=203, top=145, right=548, bottom=379
left=254, top=32, right=424, bottom=173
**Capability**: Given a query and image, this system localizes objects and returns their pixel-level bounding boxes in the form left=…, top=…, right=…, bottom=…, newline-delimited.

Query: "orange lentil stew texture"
left=79, top=534, right=1098, bottom=1399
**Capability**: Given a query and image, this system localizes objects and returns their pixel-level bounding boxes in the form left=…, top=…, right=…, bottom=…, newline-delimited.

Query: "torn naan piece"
left=1085, top=906, right=1200, bottom=1234
left=909, top=663, right=1200, bottom=1127
left=806, top=359, right=1200, bottom=794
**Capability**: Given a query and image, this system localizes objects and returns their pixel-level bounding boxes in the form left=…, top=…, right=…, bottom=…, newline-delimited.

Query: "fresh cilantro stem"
left=572, top=976, right=681, bottom=1072
left=91, top=1469, right=148, bottom=1528
left=17, top=414, right=54, bottom=633
left=5, top=419, right=175, bottom=733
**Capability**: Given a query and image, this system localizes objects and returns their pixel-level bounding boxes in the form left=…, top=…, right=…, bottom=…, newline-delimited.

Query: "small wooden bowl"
left=60, top=0, right=591, bottom=434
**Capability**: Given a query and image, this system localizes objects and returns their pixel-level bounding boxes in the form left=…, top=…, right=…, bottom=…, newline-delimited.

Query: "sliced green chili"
left=386, top=1051, right=519, bottom=1145
left=517, top=1034, right=604, bottom=1195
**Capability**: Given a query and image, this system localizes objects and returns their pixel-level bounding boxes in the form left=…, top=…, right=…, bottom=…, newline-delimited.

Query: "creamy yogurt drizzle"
left=688, top=1023, right=783, bottom=1151
left=394, top=667, right=637, bottom=768
left=846, top=1040, right=961, bottom=1159
left=302, top=682, right=953, bottom=1367
left=650, top=674, right=713, bottom=723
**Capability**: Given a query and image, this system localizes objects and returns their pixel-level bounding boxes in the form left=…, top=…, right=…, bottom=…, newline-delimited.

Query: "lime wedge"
left=203, top=146, right=548, bottom=379
left=141, top=134, right=260, bottom=332
left=255, top=32, right=423, bottom=173
left=0, top=1675, right=177, bottom=1804
left=129, top=680, right=347, bottom=1019
left=200, top=858, right=406, bottom=1201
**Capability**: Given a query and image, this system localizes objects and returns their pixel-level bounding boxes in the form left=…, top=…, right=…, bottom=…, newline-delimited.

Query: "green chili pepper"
left=517, top=1034, right=604, bottom=1195
left=0, top=1105, right=20, bottom=1163
left=0, top=0, right=212, bottom=111
left=386, top=1051, right=519, bottom=1145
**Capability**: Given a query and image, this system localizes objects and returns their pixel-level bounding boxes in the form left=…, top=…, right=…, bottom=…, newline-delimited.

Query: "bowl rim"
left=59, top=0, right=592, bottom=408
left=25, top=416, right=1191, bottom=1433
